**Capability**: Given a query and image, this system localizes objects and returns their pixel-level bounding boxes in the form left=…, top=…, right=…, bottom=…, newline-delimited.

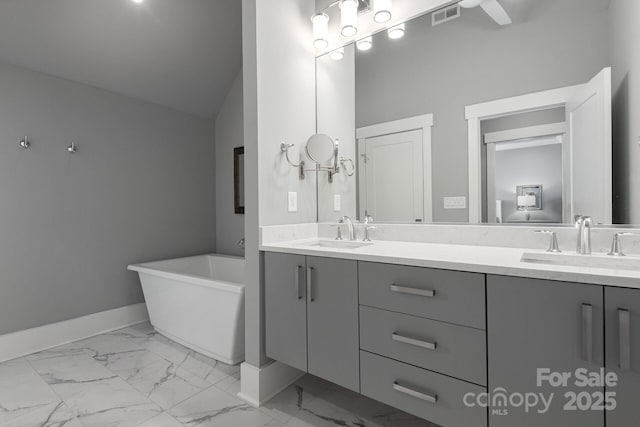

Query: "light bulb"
left=330, top=48, right=345, bottom=61
left=373, top=0, right=392, bottom=23
left=340, top=0, right=359, bottom=37
left=387, top=23, right=405, bottom=40
left=311, top=13, right=329, bottom=49
left=357, top=36, right=373, bottom=51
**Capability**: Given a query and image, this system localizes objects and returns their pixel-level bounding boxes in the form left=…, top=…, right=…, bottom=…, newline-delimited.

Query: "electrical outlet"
left=334, top=194, right=341, bottom=212
left=444, top=196, right=467, bottom=209
left=288, top=192, right=298, bottom=213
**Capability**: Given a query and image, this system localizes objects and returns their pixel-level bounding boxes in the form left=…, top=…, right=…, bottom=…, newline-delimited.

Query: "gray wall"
left=0, top=62, right=216, bottom=335
left=216, top=70, right=245, bottom=256
left=610, top=0, right=640, bottom=224
left=355, top=0, right=609, bottom=222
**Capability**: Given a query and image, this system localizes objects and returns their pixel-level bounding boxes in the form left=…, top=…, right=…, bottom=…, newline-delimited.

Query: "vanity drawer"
left=360, top=351, right=487, bottom=427
left=358, top=262, right=486, bottom=329
left=359, top=306, right=487, bottom=386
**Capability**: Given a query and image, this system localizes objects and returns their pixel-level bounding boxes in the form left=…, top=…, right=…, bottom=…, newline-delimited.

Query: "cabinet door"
left=605, top=287, right=640, bottom=426
left=307, top=256, right=359, bottom=392
left=487, top=275, right=604, bottom=427
left=265, top=252, right=307, bottom=372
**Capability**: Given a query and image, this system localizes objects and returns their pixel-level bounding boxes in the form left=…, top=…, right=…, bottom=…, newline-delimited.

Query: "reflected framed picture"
left=234, top=146, right=245, bottom=214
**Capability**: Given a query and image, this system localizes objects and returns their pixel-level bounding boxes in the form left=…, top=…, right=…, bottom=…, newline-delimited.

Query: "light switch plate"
left=333, top=194, right=341, bottom=212
left=288, top=192, right=298, bottom=212
left=444, top=196, right=467, bottom=209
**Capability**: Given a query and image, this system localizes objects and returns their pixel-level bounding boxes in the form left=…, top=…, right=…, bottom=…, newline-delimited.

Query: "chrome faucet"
left=339, top=216, right=356, bottom=241
left=575, top=215, right=593, bottom=255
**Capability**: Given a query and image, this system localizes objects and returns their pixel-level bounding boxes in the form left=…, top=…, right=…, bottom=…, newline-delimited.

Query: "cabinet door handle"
left=390, top=284, right=435, bottom=298
left=619, top=309, right=631, bottom=371
left=393, top=382, right=438, bottom=404
left=392, top=333, right=437, bottom=350
left=294, top=266, right=303, bottom=300
left=582, top=304, right=593, bottom=363
left=307, top=267, right=315, bottom=302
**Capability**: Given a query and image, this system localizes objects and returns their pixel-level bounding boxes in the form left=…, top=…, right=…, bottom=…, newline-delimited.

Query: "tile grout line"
left=22, top=356, right=88, bottom=427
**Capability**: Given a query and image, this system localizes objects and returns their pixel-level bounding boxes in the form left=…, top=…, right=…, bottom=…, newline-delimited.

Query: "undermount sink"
left=521, top=252, right=640, bottom=271
left=301, top=240, right=374, bottom=250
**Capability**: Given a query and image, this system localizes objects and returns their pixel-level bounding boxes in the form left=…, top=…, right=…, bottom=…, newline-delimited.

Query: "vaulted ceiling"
left=0, top=0, right=242, bottom=119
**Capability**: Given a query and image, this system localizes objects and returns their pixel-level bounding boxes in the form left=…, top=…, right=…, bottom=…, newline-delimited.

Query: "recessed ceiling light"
left=131, top=0, right=144, bottom=4
left=357, top=36, right=373, bottom=51
left=388, top=23, right=405, bottom=40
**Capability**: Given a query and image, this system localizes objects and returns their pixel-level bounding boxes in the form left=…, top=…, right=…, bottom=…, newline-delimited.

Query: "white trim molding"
left=0, top=303, right=149, bottom=363
left=356, top=114, right=434, bottom=139
left=238, top=361, right=305, bottom=407
left=465, top=85, right=583, bottom=120
left=484, top=122, right=567, bottom=144
left=466, top=85, right=584, bottom=223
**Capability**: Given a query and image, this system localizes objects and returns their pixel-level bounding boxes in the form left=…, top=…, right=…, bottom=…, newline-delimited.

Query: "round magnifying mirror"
left=305, top=134, right=336, bottom=164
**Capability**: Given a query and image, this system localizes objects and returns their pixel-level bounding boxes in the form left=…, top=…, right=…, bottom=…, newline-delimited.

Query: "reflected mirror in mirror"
left=316, top=0, right=635, bottom=226
left=306, top=133, right=337, bottom=164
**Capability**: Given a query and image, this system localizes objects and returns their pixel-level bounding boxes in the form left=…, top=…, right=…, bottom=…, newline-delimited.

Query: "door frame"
left=356, top=113, right=434, bottom=223
left=465, top=85, right=584, bottom=223
left=485, top=124, right=566, bottom=223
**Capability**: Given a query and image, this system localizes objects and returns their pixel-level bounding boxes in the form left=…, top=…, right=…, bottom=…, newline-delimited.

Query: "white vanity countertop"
left=260, top=239, right=640, bottom=289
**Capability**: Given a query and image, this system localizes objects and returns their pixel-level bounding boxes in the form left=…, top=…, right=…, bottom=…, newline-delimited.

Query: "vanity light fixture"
left=312, top=13, right=330, bottom=49
left=330, top=47, right=345, bottom=61
left=372, top=0, right=392, bottom=23
left=356, top=36, right=373, bottom=51
left=387, top=23, right=405, bottom=39
left=340, top=0, right=359, bottom=37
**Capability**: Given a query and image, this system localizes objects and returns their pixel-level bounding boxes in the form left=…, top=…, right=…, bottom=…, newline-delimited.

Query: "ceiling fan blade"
left=480, top=0, right=512, bottom=25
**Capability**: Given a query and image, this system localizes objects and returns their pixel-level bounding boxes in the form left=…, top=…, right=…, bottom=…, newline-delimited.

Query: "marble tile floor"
left=0, top=323, right=438, bottom=427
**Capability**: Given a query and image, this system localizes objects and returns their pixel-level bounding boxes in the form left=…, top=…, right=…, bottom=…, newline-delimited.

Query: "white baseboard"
left=0, top=303, right=149, bottom=363
left=237, top=361, right=305, bottom=407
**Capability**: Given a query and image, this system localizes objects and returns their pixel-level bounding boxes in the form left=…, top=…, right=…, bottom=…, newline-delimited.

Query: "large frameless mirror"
left=316, top=0, right=635, bottom=226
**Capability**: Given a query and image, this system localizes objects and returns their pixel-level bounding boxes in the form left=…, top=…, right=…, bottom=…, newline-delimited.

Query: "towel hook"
left=19, top=136, right=30, bottom=150
left=67, top=142, right=78, bottom=154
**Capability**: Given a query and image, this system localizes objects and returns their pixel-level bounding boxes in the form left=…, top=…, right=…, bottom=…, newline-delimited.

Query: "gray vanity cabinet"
left=265, top=252, right=308, bottom=372
left=306, top=256, right=359, bottom=392
left=604, top=287, right=640, bottom=427
left=264, top=253, right=359, bottom=392
left=487, top=275, right=604, bottom=427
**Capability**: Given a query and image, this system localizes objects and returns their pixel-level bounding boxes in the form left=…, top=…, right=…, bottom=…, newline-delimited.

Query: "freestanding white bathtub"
left=128, top=254, right=245, bottom=365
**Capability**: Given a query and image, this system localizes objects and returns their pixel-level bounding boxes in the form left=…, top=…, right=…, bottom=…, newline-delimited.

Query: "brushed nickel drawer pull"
left=390, top=284, right=435, bottom=298
left=619, top=309, right=631, bottom=370
left=582, top=304, right=593, bottom=363
left=294, top=265, right=303, bottom=300
left=392, top=333, right=437, bottom=350
left=393, top=382, right=438, bottom=404
left=307, top=267, right=315, bottom=302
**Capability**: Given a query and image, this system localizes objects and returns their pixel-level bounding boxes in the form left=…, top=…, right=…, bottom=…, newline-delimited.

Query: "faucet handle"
left=362, top=225, right=377, bottom=242
left=334, top=225, right=344, bottom=241
left=535, top=230, right=562, bottom=253
left=608, top=232, right=639, bottom=257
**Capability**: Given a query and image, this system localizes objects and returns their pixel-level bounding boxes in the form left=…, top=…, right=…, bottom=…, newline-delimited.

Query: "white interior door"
left=359, top=129, right=424, bottom=222
left=565, top=67, right=612, bottom=224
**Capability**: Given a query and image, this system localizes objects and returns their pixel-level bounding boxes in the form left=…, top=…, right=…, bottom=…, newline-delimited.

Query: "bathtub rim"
left=128, top=254, right=245, bottom=295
